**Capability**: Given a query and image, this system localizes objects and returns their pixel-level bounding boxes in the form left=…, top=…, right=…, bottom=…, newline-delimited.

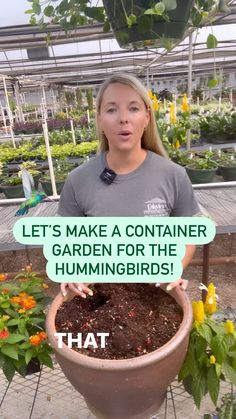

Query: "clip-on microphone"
left=100, top=168, right=117, bottom=185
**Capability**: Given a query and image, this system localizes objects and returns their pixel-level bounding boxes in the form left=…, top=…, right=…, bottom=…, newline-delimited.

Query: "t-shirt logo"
left=144, top=197, right=169, bottom=216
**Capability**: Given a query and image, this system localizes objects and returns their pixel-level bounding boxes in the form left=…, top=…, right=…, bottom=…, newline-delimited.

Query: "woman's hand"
left=156, top=278, right=188, bottom=291
left=61, top=283, right=93, bottom=298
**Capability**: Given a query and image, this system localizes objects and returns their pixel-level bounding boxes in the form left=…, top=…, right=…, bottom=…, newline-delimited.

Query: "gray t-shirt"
left=58, top=151, right=199, bottom=217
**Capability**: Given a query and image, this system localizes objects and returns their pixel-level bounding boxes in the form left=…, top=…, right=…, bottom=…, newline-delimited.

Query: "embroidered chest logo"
left=144, top=197, right=169, bottom=216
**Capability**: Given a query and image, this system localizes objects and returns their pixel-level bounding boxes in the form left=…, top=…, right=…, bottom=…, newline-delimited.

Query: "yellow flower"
left=181, top=94, right=190, bottom=113
left=152, top=94, right=159, bottom=112
left=175, top=140, right=180, bottom=149
left=169, top=103, right=176, bottom=124
left=225, top=319, right=235, bottom=334
left=18, top=309, right=26, bottom=314
left=210, top=355, right=216, bottom=364
left=204, top=282, right=217, bottom=314
left=148, top=89, right=154, bottom=100
left=192, top=301, right=205, bottom=325
left=42, top=283, right=49, bottom=289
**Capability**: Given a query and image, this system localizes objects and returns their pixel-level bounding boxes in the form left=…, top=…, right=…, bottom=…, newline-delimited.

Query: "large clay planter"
left=46, top=286, right=193, bottom=419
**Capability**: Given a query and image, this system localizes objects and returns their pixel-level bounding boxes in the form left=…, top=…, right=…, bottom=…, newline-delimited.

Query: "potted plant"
left=217, top=153, right=236, bottom=181
left=185, top=153, right=218, bottom=184
left=0, top=162, right=8, bottom=193
left=199, top=112, right=236, bottom=144
left=18, top=161, right=42, bottom=189
left=170, top=150, right=193, bottom=167
left=46, top=283, right=193, bottom=419
left=212, top=392, right=236, bottom=419
left=0, top=175, right=25, bottom=199
left=39, top=159, right=75, bottom=196
left=179, top=282, right=236, bottom=410
left=28, top=0, right=228, bottom=49
left=0, top=265, right=53, bottom=382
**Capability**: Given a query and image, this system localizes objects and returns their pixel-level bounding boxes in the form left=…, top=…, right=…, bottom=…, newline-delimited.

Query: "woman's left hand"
left=156, top=278, right=188, bottom=291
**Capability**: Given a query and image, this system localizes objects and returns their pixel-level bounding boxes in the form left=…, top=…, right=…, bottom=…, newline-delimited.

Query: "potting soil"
left=55, top=283, right=183, bottom=360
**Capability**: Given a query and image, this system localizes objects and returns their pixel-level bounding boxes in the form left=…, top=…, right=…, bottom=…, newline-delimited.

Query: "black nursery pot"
left=103, top=0, right=193, bottom=48
left=26, top=358, right=41, bottom=375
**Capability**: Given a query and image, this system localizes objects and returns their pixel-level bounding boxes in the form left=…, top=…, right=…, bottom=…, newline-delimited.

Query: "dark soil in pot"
left=55, top=283, right=183, bottom=360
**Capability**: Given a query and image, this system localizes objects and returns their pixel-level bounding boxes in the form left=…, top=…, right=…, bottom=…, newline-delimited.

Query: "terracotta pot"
left=46, top=286, right=193, bottom=419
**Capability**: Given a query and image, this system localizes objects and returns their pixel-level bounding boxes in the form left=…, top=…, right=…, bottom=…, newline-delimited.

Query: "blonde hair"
left=96, top=73, right=167, bottom=157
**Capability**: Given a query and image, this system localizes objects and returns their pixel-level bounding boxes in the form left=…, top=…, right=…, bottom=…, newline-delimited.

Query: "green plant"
left=75, top=88, right=83, bottom=110
left=217, top=153, right=236, bottom=167
left=18, top=161, right=41, bottom=177
left=65, top=90, right=75, bottom=107
left=179, top=282, right=236, bottom=409
left=0, top=162, right=8, bottom=179
left=214, top=392, right=236, bottom=419
left=86, top=89, right=94, bottom=112
left=0, top=265, right=53, bottom=382
left=41, top=159, right=75, bottom=181
left=158, top=94, right=191, bottom=149
left=26, top=1, right=229, bottom=50
left=1, top=176, right=22, bottom=186
left=187, top=150, right=218, bottom=169
left=169, top=150, right=193, bottom=166
left=199, top=111, right=236, bottom=141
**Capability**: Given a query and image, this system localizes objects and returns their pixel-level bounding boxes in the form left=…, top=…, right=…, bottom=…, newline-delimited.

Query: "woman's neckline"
left=101, top=150, right=152, bottom=179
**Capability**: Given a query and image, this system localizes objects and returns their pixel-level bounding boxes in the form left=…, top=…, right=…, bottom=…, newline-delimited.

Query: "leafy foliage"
left=178, top=283, right=236, bottom=409
left=0, top=266, right=53, bottom=382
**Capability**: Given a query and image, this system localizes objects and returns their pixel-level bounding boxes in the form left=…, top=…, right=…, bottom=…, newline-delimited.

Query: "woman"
left=58, top=73, right=199, bottom=298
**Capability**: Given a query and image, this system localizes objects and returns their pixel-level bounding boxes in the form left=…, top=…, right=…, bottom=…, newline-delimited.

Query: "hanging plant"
left=26, top=1, right=231, bottom=50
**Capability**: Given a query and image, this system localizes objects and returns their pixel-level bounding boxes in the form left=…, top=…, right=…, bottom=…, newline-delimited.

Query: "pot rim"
left=46, top=284, right=193, bottom=371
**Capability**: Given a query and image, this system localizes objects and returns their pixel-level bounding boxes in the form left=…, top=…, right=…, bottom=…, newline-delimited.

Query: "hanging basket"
left=103, top=0, right=193, bottom=48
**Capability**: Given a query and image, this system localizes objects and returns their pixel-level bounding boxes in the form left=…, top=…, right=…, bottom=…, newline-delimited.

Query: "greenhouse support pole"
left=41, top=84, right=48, bottom=119
left=42, top=121, right=58, bottom=197
left=0, top=104, right=8, bottom=134
left=218, top=95, right=222, bottom=112
left=14, top=81, right=24, bottom=123
left=9, top=126, right=16, bottom=149
left=2, top=77, right=16, bottom=148
left=70, top=119, right=76, bottom=145
left=187, top=32, right=193, bottom=151
left=87, top=109, right=90, bottom=124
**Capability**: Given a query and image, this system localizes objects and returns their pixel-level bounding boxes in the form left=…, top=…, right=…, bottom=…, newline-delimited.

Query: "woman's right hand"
left=61, top=283, right=93, bottom=298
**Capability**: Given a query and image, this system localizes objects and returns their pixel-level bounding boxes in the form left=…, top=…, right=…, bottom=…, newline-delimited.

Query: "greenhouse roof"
left=0, top=0, right=236, bottom=89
